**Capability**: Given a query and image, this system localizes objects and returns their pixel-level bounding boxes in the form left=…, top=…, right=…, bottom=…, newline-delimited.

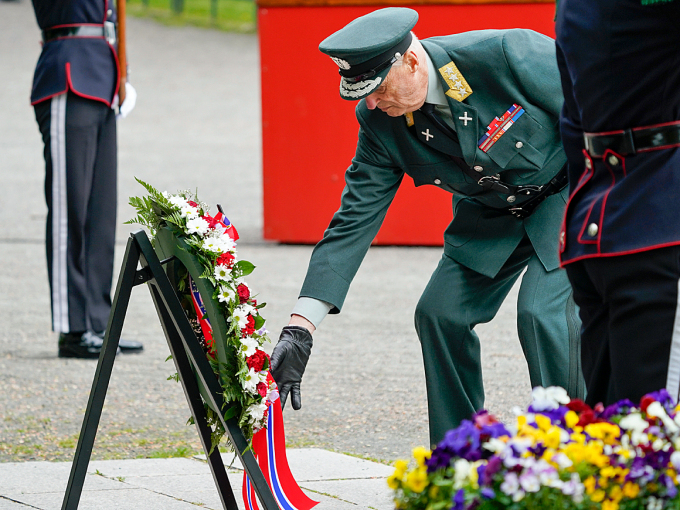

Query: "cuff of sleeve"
left=292, top=297, right=333, bottom=329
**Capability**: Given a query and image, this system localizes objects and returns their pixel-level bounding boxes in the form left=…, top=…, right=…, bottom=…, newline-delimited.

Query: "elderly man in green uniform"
left=271, top=7, right=584, bottom=444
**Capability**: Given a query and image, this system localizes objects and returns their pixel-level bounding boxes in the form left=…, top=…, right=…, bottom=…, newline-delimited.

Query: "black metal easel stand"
left=61, top=230, right=278, bottom=510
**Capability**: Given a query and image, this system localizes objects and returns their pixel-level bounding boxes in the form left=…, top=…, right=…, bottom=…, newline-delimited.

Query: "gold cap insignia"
left=404, top=111, right=414, bottom=127
left=438, top=62, right=473, bottom=102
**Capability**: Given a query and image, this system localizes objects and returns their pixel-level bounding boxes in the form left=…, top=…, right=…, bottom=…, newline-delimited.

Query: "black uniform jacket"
left=556, top=0, right=680, bottom=265
left=30, top=0, right=119, bottom=106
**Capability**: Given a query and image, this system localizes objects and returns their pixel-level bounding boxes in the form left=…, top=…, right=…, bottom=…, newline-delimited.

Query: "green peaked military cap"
left=319, top=7, right=419, bottom=100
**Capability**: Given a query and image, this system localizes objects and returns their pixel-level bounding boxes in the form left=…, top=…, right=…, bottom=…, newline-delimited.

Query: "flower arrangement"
left=127, top=179, right=276, bottom=448
left=391, top=387, right=680, bottom=510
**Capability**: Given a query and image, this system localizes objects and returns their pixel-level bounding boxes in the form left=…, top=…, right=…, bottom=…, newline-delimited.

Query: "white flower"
left=242, top=367, right=260, bottom=394
left=232, top=307, right=250, bottom=329
left=561, top=473, right=584, bottom=503
left=247, top=401, right=268, bottom=423
left=530, top=386, right=570, bottom=411
left=202, top=237, right=225, bottom=253
left=452, top=458, right=472, bottom=489
left=185, top=217, right=209, bottom=235
left=240, top=337, right=259, bottom=358
left=483, top=437, right=508, bottom=454
left=217, top=285, right=235, bottom=304
left=168, top=195, right=186, bottom=209
left=180, top=204, right=199, bottom=220
left=519, top=472, right=540, bottom=493
left=551, top=452, right=573, bottom=470
left=670, top=451, right=680, bottom=470
left=500, top=472, right=520, bottom=496
left=214, top=265, right=232, bottom=282
left=647, top=401, right=680, bottom=434
left=619, top=413, right=650, bottom=445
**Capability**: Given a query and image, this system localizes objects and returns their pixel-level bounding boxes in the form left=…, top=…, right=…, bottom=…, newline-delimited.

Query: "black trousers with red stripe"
left=34, top=91, right=117, bottom=334
left=565, top=245, right=680, bottom=407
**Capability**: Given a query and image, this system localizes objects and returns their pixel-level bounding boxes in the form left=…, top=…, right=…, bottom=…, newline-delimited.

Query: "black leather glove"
left=270, top=326, right=313, bottom=410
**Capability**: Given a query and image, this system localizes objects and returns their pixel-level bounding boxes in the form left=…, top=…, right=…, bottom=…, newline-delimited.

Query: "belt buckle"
left=104, top=21, right=116, bottom=46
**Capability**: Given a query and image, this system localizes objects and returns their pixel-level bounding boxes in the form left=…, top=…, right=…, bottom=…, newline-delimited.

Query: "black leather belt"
left=42, top=24, right=114, bottom=44
left=506, top=166, right=568, bottom=219
left=584, top=120, right=680, bottom=157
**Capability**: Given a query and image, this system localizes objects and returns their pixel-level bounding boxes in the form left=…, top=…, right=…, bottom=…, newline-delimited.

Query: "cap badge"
left=438, top=62, right=473, bottom=102
left=331, top=57, right=351, bottom=70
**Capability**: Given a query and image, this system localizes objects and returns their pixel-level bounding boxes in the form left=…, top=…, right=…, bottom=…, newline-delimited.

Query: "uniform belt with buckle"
left=584, top=120, right=680, bottom=157
left=42, top=23, right=116, bottom=45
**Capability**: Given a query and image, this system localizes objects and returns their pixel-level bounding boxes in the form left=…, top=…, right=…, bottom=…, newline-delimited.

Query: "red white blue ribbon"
left=242, top=384, right=318, bottom=510
left=189, top=275, right=214, bottom=353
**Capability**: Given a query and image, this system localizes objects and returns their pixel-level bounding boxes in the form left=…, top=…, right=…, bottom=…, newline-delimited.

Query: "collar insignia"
left=404, top=112, right=414, bottom=127
left=438, top=62, right=473, bottom=102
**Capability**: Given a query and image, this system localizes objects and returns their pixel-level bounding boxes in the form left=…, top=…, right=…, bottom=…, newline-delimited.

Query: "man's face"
left=364, top=57, right=427, bottom=117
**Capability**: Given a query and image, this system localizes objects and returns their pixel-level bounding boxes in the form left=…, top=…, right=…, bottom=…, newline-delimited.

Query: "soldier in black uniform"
left=31, top=0, right=142, bottom=358
left=556, top=0, right=680, bottom=405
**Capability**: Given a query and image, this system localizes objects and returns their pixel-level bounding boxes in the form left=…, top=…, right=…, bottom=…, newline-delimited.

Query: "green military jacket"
left=301, top=29, right=567, bottom=313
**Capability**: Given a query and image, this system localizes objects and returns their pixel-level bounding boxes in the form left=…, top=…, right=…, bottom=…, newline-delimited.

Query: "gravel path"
left=0, top=1, right=531, bottom=465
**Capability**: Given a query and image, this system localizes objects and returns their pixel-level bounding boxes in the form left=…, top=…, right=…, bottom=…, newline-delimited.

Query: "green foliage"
left=127, top=0, right=256, bottom=33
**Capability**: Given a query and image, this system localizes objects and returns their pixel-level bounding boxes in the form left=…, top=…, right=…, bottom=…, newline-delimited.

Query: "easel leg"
left=149, top=284, right=239, bottom=510
left=61, top=237, right=141, bottom=510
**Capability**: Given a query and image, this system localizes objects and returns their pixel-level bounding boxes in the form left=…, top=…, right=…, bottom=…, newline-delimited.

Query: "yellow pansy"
left=565, top=410, right=579, bottom=429
left=394, top=459, right=408, bottom=477
left=535, top=414, right=551, bottom=432
left=584, top=476, right=597, bottom=494
left=591, top=489, right=606, bottom=502
left=602, top=499, right=619, bottom=510
left=584, top=422, right=621, bottom=445
left=623, top=482, right=640, bottom=498
left=609, top=485, right=623, bottom=503
left=387, top=474, right=401, bottom=490
left=412, top=446, right=431, bottom=468
left=405, top=467, right=428, bottom=493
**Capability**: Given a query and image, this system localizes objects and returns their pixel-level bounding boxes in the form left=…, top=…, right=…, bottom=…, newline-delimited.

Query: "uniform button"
left=507, top=195, right=516, bottom=203
left=515, top=141, right=524, bottom=149
left=107, top=8, right=113, bottom=16
left=585, top=158, right=592, bottom=170
left=474, top=165, right=483, bottom=172
left=608, top=155, right=620, bottom=166
left=434, top=178, right=442, bottom=185
left=587, top=223, right=599, bottom=237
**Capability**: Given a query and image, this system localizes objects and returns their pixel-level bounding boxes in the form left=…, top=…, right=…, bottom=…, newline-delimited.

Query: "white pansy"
left=619, top=413, right=650, bottom=445
left=646, top=401, right=680, bottom=434
left=214, top=265, right=232, bottom=282
left=671, top=451, right=680, bottom=470
left=452, top=458, right=471, bottom=489
left=551, top=452, right=573, bottom=469
left=240, top=337, right=259, bottom=358
left=500, top=472, right=520, bottom=496
left=247, top=401, right=268, bottom=423
left=185, top=217, right=209, bottom=235
left=217, top=285, right=235, bottom=304
left=242, top=367, right=260, bottom=394
left=519, top=472, right=540, bottom=493
left=483, top=437, right=508, bottom=454
left=530, top=386, right=569, bottom=411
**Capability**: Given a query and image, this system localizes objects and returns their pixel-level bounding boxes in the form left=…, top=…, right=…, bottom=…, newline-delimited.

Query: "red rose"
left=237, top=284, right=250, bottom=303
left=188, top=200, right=198, bottom=207
left=576, top=409, right=602, bottom=427
left=256, top=382, right=268, bottom=398
left=216, top=252, right=235, bottom=268
left=246, top=349, right=268, bottom=372
left=242, top=315, right=256, bottom=337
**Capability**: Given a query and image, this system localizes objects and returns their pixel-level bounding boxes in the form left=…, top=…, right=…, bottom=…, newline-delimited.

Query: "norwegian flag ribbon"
left=189, top=276, right=215, bottom=353
left=242, top=375, right=318, bottom=510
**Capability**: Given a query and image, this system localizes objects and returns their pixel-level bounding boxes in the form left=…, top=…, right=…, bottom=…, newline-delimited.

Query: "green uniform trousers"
left=415, top=236, right=584, bottom=445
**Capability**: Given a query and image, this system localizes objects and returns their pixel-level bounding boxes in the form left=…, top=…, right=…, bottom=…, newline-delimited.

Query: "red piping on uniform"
left=559, top=150, right=594, bottom=254
left=576, top=199, right=599, bottom=246
left=560, top=240, right=680, bottom=268
left=66, top=62, right=112, bottom=107
left=638, top=142, right=680, bottom=154
left=632, top=120, right=680, bottom=131
left=593, top=149, right=620, bottom=253
left=46, top=23, right=104, bottom=29
left=584, top=128, right=625, bottom=137
left=49, top=36, right=106, bottom=43
left=30, top=86, right=68, bottom=106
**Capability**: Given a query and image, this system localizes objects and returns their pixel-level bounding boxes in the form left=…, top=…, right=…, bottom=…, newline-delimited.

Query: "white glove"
left=116, top=82, right=137, bottom=119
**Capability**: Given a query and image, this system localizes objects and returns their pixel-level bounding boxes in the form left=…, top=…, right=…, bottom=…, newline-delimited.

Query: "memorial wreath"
left=392, top=388, right=680, bottom=510
left=127, top=178, right=275, bottom=449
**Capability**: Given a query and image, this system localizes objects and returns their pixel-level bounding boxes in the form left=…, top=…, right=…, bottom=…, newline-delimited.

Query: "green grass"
left=127, top=0, right=257, bottom=33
